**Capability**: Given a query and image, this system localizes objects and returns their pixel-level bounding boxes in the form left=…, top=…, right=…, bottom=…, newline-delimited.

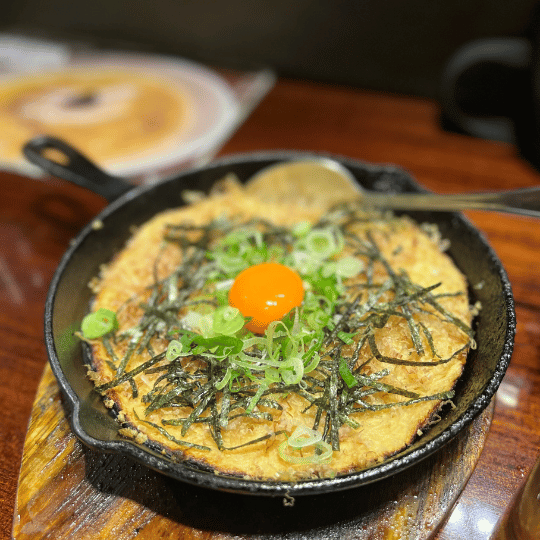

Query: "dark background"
left=2, top=0, right=539, bottom=99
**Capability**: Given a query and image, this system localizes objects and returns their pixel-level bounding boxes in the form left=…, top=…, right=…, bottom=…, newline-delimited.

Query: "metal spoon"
left=248, top=158, right=540, bottom=218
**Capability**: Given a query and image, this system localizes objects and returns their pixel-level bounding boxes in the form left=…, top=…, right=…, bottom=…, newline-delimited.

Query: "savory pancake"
left=81, top=165, right=474, bottom=481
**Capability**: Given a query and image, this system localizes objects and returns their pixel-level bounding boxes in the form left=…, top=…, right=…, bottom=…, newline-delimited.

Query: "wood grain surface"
left=11, top=364, right=493, bottom=540
left=2, top=79, right=540, bottom=539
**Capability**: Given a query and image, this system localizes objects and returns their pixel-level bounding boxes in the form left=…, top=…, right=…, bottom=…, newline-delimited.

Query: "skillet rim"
left=43, top=150, right=516, bottom=496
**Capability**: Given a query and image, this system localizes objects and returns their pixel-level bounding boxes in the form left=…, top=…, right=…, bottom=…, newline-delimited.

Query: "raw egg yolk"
left=228, top=262, right=304, bottom=334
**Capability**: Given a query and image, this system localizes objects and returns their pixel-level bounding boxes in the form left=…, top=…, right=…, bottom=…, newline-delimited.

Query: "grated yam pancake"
left=83, top=165, right=474, bottom=481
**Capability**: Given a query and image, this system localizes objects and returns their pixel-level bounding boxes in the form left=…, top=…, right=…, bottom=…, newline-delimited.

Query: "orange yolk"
left=228, top=262, right=305, bottom=334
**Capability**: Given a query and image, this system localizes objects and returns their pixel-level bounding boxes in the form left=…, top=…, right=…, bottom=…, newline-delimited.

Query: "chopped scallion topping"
left=213, top=306, right=245, bottom=335
left=81, top=308, right=118, bottom=339
left=278, top=425, right=333, bottom=464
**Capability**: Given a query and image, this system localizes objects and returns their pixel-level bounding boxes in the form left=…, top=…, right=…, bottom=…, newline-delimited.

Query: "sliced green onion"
left=300, top=227, right=343, bottom=259
left=279, top=356, right=304, bottom=384
left=218, top=228, right=264, bottom=248
left=213, top=306, right=245, bottom=335
left=212, top=253, right=247, bottom=274
left=339, top=357, right=358, bottom=388
left=314, top=440, right=333, bottom=461
left=321, top=262, right=337, bottom=278
left=81, top=308, right=118, bottom=339
left=215, top=367, right=232, bottom=390
left=278, top=425, right=333, bottom=464
left=337, top=331, right=355, bottom=345
left=308, top=272, right=341, bottom=303
left=166, top=339, right=184, bottom=361
left=181, top=311, right=213, bottom=337
left=264, top=367, right=281, bottom=384
left=287, top=425, right=322, bottom=448
left=195, top=335, right=244, bottom=360
left=233, top=353, right=274, bottom=370
left=292, top=221, right=312, bottom=237
left=304, top=302, right=332, bottom=330
left=303, top=352, right=320, bottom=373
left=306, top=230, right=335, bottom=257
left=335, top=256, right=364, bottom=278
left=287, top=250, right=320, bottom=275
left=245, top=382, right=268, bottom=413
left=265, top=320, right=288, bottom=361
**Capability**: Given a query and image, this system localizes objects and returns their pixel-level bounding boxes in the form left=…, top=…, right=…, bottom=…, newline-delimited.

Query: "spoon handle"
left=363, top=186, right=540, bottom=218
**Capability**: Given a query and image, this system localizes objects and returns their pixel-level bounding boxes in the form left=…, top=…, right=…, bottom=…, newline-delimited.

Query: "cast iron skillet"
left=24, top=135, right=515, bottom=497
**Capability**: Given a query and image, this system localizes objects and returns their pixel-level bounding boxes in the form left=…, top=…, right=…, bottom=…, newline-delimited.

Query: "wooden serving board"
left=12, top=363, right=494, bottom=540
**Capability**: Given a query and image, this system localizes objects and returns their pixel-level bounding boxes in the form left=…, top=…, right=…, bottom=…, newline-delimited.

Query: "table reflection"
left=442, top=498, right=500, bottom=539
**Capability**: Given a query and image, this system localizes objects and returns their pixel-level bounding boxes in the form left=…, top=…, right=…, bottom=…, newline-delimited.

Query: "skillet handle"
left=23, top=136, right=133, bottom=202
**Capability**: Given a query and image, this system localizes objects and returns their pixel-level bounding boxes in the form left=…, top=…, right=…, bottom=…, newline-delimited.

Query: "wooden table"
left=2, top=78, right=540, bottom=539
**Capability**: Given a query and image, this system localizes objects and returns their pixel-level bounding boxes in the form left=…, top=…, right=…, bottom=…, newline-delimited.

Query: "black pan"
left=24, top=135, right=515, bottom=497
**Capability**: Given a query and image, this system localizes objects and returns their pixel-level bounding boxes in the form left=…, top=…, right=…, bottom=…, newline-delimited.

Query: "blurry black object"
left=440, top=38, right=533, bottom=143
left=440, top=8, right=540, bottom=173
